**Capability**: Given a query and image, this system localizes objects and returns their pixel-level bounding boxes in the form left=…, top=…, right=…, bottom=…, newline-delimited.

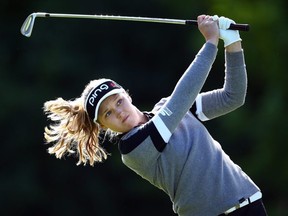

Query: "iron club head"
left=21, top=13, right=37, bottom=37
left=21, top=13, right=48, bottom=37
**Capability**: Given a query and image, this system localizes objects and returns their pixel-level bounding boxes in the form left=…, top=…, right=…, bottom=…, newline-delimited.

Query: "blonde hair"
left=43, top=79, right=111, bottom=166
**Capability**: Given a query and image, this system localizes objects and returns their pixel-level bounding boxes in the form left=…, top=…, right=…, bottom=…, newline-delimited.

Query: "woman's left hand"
left=197, top=15, right=219, bottom=46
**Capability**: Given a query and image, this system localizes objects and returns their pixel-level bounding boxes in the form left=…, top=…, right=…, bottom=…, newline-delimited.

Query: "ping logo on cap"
left=88, top=83, right=112, bottom=107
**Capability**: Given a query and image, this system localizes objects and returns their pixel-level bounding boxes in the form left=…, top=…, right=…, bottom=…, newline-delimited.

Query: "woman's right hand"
left=197, top=15, right=219, bottom=46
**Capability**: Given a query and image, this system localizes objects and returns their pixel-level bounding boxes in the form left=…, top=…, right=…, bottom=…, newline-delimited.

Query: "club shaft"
left=36, top=12, right=189, bottom=25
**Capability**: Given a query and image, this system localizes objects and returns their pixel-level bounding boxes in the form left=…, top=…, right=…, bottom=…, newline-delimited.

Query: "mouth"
left=122, top=115, right=129, bottom=123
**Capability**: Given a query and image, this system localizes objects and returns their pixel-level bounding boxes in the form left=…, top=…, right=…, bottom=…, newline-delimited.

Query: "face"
left=97, top=93, right=147, bottom=133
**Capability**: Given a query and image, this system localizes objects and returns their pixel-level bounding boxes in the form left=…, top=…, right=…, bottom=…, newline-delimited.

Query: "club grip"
left=185, top=20, right=250, bottom=31
left=229, top=23, right=250, bottom=31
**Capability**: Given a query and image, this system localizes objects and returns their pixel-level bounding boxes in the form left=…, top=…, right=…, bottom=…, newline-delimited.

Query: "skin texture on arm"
left=226, top=41, right=242, bottom=52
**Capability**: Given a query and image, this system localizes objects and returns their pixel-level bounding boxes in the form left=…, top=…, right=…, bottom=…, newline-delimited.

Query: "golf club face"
left=21, top=13, right=36, bottom=37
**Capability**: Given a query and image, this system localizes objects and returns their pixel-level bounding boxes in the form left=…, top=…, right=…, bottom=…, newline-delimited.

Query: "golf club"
left=21, top=12, right=250, bottom=37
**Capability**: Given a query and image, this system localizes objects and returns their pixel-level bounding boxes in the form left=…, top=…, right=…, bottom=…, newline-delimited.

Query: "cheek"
left=99, top=116, right=115, bottom=128
left=125, top=99, right=134, bottom=110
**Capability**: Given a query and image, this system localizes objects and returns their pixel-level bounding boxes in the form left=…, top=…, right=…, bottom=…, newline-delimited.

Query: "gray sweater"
left=118, top=42, right=260, bottom=216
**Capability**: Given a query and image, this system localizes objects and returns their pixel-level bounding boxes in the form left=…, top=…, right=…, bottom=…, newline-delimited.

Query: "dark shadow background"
left=1, top=0, right=287, bottom=215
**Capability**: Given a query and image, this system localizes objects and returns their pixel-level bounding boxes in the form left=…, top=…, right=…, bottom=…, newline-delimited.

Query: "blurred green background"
left=1, top=0, right=287, bottom=215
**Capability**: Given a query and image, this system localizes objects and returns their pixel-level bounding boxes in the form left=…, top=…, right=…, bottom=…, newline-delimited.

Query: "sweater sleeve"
left=195, top=50, right=247, bottom=121
left=150, top=42, right=217, bottom=141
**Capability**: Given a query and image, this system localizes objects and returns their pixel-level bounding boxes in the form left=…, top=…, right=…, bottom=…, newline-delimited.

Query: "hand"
left=197, top=15, right=219, bottom=46
left=214, top=16, right=242, bottom=47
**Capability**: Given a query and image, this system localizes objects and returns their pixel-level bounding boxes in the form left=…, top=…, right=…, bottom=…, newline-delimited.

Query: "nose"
left=116, top=108, right=124, bottom=119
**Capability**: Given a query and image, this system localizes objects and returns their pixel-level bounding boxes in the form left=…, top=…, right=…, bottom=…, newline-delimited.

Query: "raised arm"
left=195, top=17, right=247, bottom=121
left=151, top=15, right=219, bottom=136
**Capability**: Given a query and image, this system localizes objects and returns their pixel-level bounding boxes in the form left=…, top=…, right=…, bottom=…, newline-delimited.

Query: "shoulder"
left=118, top=114, right=168, bottom=155
left=152, top=97, right=170, bottom=113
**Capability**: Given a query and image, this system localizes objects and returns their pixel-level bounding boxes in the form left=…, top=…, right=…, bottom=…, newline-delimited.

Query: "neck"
left=138, top=111, right=149, bottom=125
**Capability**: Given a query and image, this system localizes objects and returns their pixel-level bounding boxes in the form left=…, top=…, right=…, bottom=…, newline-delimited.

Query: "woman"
left=43, top=15, right=267, bottom=215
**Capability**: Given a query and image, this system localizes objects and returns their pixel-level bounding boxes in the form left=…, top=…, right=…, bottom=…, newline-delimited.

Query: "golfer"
left=43, top=15, right=267, bottom=215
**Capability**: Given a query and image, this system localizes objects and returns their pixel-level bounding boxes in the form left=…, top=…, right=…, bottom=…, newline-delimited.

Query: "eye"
left=117, top=99, right=123, bottom=106
left=105, top=110, right=112, bottom=118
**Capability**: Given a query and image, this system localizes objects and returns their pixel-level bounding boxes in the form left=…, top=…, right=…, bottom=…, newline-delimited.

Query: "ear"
left=101, top=126, right=108, bottom=131
left=96, top=119, right=108, bottom=130
left=98, top=122, right=108, bottom=130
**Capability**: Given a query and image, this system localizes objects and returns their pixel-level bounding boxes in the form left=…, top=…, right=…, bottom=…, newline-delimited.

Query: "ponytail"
left=43, top=97, right=108, bottom=166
